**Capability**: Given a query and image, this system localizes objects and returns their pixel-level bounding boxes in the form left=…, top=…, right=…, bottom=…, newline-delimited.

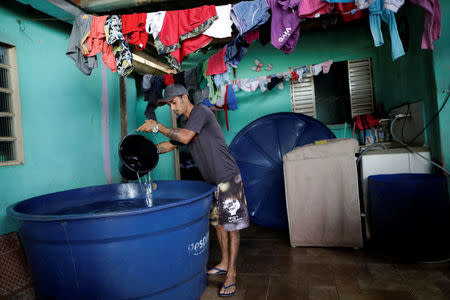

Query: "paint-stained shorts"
left=210, top=174, right=250, bottom=232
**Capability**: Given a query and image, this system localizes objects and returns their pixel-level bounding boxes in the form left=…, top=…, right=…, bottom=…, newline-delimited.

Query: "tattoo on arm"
left=167, top=128, right=183, bottom=142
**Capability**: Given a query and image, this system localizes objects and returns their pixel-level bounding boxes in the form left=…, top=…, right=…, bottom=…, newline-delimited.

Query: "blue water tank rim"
left=7, top=180, right=216, bottom=222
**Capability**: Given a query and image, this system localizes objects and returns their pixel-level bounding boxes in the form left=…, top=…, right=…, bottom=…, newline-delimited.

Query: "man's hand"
left=137, top=119, right=157, bottom=132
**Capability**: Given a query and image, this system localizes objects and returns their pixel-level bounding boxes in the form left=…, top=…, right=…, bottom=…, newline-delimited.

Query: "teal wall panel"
left=0, top=2, right=137, bottom=233
left=432, top=0, right=450, bottom=171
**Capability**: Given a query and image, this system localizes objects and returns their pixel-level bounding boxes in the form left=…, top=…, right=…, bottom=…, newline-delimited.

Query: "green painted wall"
left=146, top=4, right=439, bottom=180
left=0, top=2, right=137, bottom=234
left=432, top=0, right=450, bottom=171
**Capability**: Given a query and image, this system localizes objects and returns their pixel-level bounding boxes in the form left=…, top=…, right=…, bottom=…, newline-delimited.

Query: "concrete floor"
left=201, top=224, right=450, bottom=300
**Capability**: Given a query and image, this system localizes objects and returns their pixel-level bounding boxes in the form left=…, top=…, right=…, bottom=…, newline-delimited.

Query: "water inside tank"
left=51, top=197, right=183, bottom=215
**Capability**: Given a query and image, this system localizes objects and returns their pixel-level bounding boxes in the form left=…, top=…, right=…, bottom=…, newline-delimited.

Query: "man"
left=137, top=84, right=249, bottom=297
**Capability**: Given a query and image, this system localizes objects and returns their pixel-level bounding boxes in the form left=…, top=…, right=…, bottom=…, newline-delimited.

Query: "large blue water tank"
left=7, top=181, right=215, bottom=300
left=229, top=113, right=335, bottom=228
left=368, top=173, right=450, bottom=260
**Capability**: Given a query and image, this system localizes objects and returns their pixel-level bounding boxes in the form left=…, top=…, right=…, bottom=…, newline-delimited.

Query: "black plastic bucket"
left=119, top=134, right=159, bottom=180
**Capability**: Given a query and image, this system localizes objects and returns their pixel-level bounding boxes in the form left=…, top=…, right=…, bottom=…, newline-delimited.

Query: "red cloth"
left=122, top=13, right=148, bottom=50
left=206, top=46, right=227, bottom=76
left=291, top=71, right=298, bottom=81
left=85, top=15, right=116, bottom=72
left=158, top=5, right=217, bottom=66
left=163, top=74, right=174, bottom=86
left=354, top=114, right=379, bottom=130
left=335, top=3, right=367, bottom=22
left=244, top=29, right=260, bottom=44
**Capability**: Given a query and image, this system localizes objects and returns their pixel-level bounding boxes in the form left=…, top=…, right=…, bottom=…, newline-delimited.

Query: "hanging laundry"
left=197, top=63, right=207, bottom=90
left=322, top=59, right=333, bottom=73
left=258, top=76, right=268, bottom=93
left=163, top=74, right=175, bottom=86
left=312, top=63, right=323, bottom=75
left=146, top=11, right=166, bottom=39
left=225, top=35, right=251, bottom=68
left=267, top=76, right=284, bottom=90
left=203, top=4, right=233, bottom=38
left=215, top=85, right=228, bottom=107
left=355, top=0, right=376, bottom=9
left=294, top=67, right=307, bottom=82
left=154, top=5, right=218, bottom=70
left=193, top=87, right=209, bottom=104
left=335, top=2, right=368, bottom=22
left=105, top=15, right=133, bottom=76
left=369, top=0, right=405, bottom=60
left=213, top=65, right=231, bottom=87
left=384, top=0, right=405, bottom=12
left=323, top=0, right=353, bottom=2
left=173, top=72, right=185, bottom=86
left=122, top=13, right=148, bottom=51
left=142, top=74, right=164, bottom=120
left=240, top=78, right=260, bottom=92
left=291, top=71, right=299, bottom=81
left=207, top=46, right=227, bottom=76
left=299, top=0, right=334, bottom=18
left=258, top=20, right=271, bottom=46
left=410, top=0, right=441, bottom=50
left=268, top=0, right=301, bottom=55
left=66, top=14, right=98, bottom=75
left=184, top=67, right=197, bottom=92
left=85, top=15, right=117, bottom=72
left=244, top=29, right=260, bottom=44
left=202, top=60, right=221, bottom=104
left=230, top=0, right=270, bottom=35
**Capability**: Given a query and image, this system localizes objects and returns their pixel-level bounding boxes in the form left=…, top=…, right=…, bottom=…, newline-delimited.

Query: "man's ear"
left=182, top=94, right=190, bottom=103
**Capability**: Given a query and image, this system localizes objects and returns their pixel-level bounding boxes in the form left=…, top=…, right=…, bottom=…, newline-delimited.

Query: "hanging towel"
left=410, top=0, right=441, bottom=50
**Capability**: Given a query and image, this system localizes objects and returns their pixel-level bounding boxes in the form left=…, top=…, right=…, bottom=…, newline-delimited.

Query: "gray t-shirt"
left=184, top=104, right=239, bottom=184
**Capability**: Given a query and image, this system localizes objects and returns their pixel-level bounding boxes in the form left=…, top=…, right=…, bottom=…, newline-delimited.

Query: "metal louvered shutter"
left=348, top=58, right=374, bottom=117
left=290, top=72, right=316, bottom=118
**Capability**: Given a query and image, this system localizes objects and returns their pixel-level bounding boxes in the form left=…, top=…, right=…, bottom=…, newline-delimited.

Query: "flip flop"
left=219, top=283, right=236, bottom=297
left=207, top=267, right=227, bottom=276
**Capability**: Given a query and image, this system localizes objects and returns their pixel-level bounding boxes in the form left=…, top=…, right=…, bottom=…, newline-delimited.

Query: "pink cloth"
left=299, top=0, right=334, bottom=18
left=410, top=0, right=441, bottom=50
left=322, top=59, right=333, bottom=74
left=207, top=46, right=227, bottom=76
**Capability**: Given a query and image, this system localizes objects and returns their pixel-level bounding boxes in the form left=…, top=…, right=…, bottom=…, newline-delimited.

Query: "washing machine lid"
left=230, top=113, right=335, bottom=228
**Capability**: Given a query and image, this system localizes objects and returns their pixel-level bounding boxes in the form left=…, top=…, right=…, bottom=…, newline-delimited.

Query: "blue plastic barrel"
left=368, top=173, right=450, bottom=260
left=7, top=180, right=215, bottom=300
left=229, top=113, right=335, bottom=228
